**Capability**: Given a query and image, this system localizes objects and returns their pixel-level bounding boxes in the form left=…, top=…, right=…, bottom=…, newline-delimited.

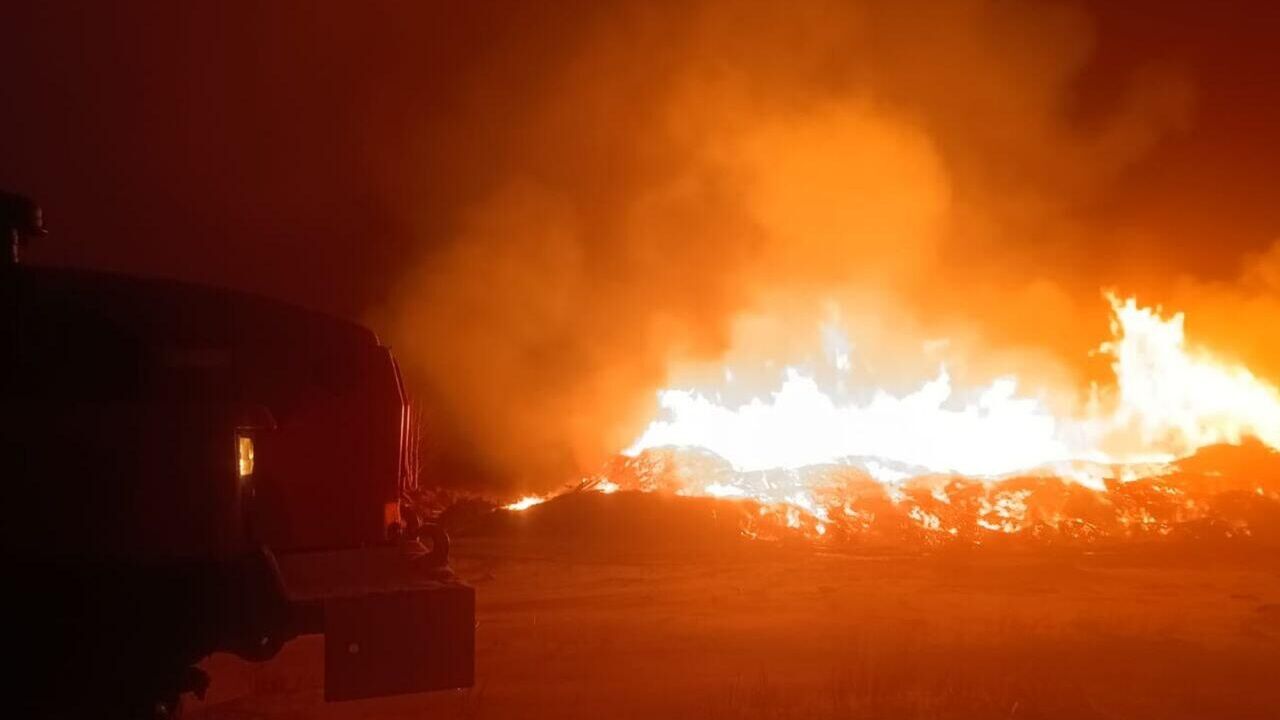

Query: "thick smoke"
left=383, top=0, right=1198, bottom=491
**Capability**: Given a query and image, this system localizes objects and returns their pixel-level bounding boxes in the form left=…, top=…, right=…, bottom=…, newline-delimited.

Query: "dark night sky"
left=3, top=3, right=495, bottom=317
left=4, top=1, right=1279, bottom=488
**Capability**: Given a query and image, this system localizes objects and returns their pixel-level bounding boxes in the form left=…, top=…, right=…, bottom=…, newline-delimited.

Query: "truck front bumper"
left=271, top=543, right=475, bottom=701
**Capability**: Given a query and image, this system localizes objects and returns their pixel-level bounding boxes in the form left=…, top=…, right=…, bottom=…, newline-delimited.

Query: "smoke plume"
left=382, top=0, right=1199, bottom=490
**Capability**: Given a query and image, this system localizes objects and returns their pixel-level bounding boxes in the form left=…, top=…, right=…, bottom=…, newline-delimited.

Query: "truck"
left=1, top=193, right=474, bottom=718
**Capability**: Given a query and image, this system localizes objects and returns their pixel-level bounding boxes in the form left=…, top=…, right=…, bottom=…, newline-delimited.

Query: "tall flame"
left=1105, top=297, right=1280, bottom=454
left=624, top=295, right=1280, bottom=480
left=502, top=295, right=1280, bottom=544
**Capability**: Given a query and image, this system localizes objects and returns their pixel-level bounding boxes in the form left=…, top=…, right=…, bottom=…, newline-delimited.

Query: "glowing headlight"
left=236, top=432, right=255, bottom=480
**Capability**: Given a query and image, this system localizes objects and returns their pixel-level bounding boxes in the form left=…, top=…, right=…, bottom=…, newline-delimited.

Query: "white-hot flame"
left=502, top=295, right=1280, bottom=542
left=1106, top=297, right=1280, bottom=454
left=626, top=295, right=1280, bottom=480
left=627, top=369, right=1077, bottom=476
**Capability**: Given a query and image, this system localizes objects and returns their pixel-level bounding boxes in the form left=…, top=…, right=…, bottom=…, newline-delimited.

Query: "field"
left=189, top=495, right=1280, bottom=720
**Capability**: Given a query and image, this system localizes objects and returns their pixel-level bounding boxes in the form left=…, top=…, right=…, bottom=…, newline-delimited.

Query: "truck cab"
left=1, top=194, right=473, bottom=717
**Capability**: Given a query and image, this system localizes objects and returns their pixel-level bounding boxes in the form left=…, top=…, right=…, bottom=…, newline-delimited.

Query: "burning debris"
left=487, top=296, right=1280, bottom=549
left=491, top=440, right=1280, bottom=548
left=504, top=495, right=549, bottom=512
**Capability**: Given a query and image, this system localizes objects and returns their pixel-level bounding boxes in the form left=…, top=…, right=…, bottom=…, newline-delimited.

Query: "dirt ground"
left=187, top=528, right=1280, bottom=720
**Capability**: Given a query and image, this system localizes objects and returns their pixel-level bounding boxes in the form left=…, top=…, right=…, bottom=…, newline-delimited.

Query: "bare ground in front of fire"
left=187, top=526, right=1280, bottom=720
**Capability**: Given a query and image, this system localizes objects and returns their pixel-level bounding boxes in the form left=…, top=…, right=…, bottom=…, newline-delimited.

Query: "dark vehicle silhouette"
left=1, top=193, right=473, bottom=718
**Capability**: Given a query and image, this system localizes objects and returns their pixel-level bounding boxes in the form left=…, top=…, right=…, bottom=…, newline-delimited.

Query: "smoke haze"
left=383, top=0, right=1196, bottom=488
left=3, top=1, right=1279, bottom=491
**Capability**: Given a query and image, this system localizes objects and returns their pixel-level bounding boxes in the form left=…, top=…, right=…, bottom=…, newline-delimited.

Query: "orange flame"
left=503, top=495, right=547, bottom=512
left=500, top=296, right=1280, bottom=542
left=626, top=295, right=1280, bottom=483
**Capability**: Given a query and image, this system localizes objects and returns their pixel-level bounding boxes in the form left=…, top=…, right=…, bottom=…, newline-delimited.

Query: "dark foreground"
left=189, top=531, right=1280, bottom=719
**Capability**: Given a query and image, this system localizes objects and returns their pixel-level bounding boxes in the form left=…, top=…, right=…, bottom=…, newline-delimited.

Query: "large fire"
left=628, top=295, right=1280, bottom=477
left=503, top=295, right=1280, bottom=543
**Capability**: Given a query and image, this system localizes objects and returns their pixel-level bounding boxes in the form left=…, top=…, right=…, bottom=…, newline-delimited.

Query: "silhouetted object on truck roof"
left=1, top=191, right=46, bottom=265
left=1, top=193, right=473, bottom=718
